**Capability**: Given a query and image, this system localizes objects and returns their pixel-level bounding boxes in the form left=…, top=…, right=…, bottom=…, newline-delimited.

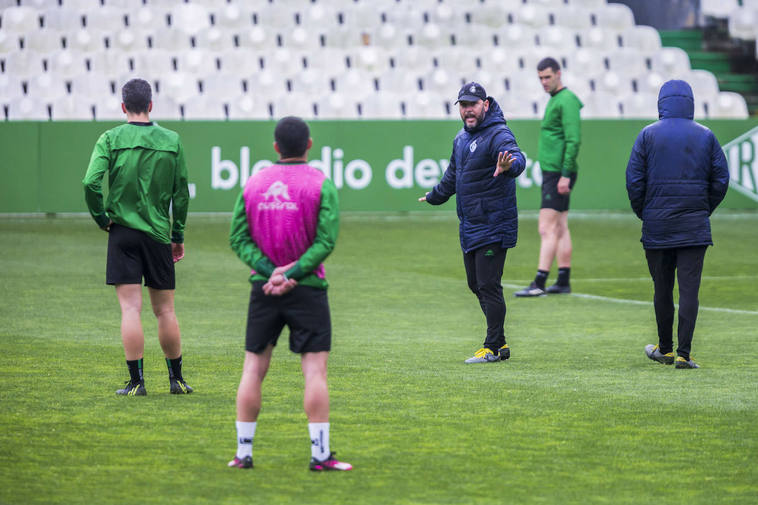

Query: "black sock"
left=127, top=358, right=143, bottom=384
left=166, top=356, right=183, bottom=380
left=557, top=267, right=571, bottom=286
left=534, top=270, right=549, bottom=289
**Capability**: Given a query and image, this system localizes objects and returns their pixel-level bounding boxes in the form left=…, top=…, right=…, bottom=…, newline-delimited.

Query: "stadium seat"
left=582, top=91, right=622, bottom=118
left=498, top=24, right=538, bottom=51
left=551, top=5, right=593, bottom=30
left=177, top=49, right=217, bottom=75
left=83, top=6, right=127, bottom=32
left=619, top=93, right=659, bottom=119
left=621, top=25, right=661, bottom=52
left=594, top=3, right=636, bottom=31
left=710, top=91, right=749, bottom=119
left=701, top=0, right=741, bottom=19
left=728, top=6, right=758, bottom=41
left=24, top=29, right=63, bottom=52
left=227, top=94, right=271, bottom=120
left=686, top=69, right=720, bottom=103
left=1, top=6, right=40, bottom=33
left=194, top=26, right=232, bottom=51
left=288, top=68, right=330, bottom=95
left=582, top=27, right=621, bottom=50
left=315, top=93, right=361, bottom=119
left=0, top=73, right=23, bottom=102
left=272, top=91, right=315, bottom=119
left=51, top=95, right=95, bottom=120
left=236, top=25, right=275, bottom=50
left=26, top=72, right=67, bottom=101
left=150, top=94, right=181, bottom=120
left=0, top=29, right=18, bottom=54
left=7, top=96, right=49, bottom=120
left=212, top=3, right=251, bottom=30
left=514, top=4, right=552, bottom=28
left=181, top=95, right=226, bottom=120
left=133, top=5, right=169, bottom=32
left=499, top=93, right=540, bottom=119
left=217, top=48, right=262, bottom=76
left=539, top=25, right=579, bottom=50
left=169, top=3, right=211, bottom=36
left=607, top=49, right=648, bottom=77
left=43, top=8, right=84, bottom=31
left=111, top=28, right=147, bottom=52
left=403, top=91, right=449, bottom=119
left=650, top=47, right=691, bottom=77
left=358, top=91, right=404, bottom=119
left=159, top=72, right=200, bottom=104
left=200, top=73, right=246, bottom=98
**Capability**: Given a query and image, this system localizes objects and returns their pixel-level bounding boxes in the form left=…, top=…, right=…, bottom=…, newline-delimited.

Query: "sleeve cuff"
left=171, top=231, right=184, bottom=244
left=95, top=214, right=110, bottom=229
left=284, top=263, right=305, bottom=281
left=254, top=258, right=276, bottom=278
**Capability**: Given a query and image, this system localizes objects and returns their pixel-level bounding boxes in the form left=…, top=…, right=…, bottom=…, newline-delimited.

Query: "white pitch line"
left=501, top=282, right=758, bottom=316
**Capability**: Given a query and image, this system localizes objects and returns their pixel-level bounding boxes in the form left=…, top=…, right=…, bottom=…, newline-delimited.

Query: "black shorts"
left=245, top=282, right=331, bottom=354
left=106, top=224, right=175, bottom=290
left=541, top=171, right=577, bottom=212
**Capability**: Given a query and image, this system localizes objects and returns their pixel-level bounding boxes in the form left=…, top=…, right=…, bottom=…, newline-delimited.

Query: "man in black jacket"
left=419, top=82, right=526, bottom=364
left=626, top=80, right=729, bottom=369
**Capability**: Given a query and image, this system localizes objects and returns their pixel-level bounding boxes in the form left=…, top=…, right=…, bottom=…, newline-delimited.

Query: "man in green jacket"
left=516, top=57, right=583, bottom=297
left=83, top=78, right=192, bottom=396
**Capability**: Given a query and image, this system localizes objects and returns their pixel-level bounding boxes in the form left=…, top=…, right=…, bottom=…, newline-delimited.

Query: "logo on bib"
left=258, top=181, right=298, bottom=210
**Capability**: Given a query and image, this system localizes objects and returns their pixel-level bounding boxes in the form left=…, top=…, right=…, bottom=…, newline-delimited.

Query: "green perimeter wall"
left=1, top=119, right=758, bottom=213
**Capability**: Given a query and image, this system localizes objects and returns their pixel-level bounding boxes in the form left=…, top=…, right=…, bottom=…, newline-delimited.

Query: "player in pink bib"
left=228, top=116, right=351, bottom=472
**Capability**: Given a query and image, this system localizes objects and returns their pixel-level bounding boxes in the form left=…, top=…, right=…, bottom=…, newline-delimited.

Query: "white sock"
left=236, top=421, right=256, bottom=459
left=308, top=422, right=330, bottom=461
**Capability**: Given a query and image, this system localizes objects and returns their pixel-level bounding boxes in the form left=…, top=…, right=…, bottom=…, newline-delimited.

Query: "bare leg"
left=148, top=287, right=181, bottom=359
left=555, top=211, right=572, bottom=268
left=538, top=208, right=562, bottom=272
left=236, top=347, right=273, bottom=422
left=301, top=351, right=329, bottom=423
left=116, top=284, right=144, bottom=360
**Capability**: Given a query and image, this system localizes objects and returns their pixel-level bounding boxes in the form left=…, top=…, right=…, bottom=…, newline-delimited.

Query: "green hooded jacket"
left=538, top=88, right=583, bottom=176
left=83, top=122, right=189, bottom=244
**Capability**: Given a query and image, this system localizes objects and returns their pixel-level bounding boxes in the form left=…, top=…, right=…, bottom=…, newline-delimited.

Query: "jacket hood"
left=464, top=97, right=506, bottom=133
left=658, top=80, right=694, bottom=120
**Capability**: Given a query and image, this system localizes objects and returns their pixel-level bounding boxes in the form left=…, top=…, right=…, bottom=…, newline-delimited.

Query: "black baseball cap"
left=455, top=82, right=487, bottom=103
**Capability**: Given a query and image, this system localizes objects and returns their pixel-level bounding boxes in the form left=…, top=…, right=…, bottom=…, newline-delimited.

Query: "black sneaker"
left=675, top=356, right=700, bottom=369
left=545, top=283, right=571, bottom=294
left=228, top=455, right=253, bottom=469
left=116, top=380, right=146, bottom=396
left=498, top=344, right=511, bottom=361
left=170, top=377, right=193, bottom=394
left=514, top=282, right=546, bottom=297
left=309, top=452, right=353, bottom=471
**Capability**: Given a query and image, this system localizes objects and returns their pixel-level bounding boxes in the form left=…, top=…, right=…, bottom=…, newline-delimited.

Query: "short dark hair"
left=121, top=78, right=152, bottom=114
left=274, top=116, right=310, bottom=158
left=537, top=57, right=561, bottom=72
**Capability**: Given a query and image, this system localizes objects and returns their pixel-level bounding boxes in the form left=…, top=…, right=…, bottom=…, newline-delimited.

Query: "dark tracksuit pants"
left=463, top=243, right=507, bottom=352
left=645, top=246, right=707, bottom=360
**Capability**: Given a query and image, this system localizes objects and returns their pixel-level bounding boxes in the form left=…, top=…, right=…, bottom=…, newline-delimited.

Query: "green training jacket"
left=83, top=122, right=189, bottom=244
left=538, top=87, right=583, bottom=176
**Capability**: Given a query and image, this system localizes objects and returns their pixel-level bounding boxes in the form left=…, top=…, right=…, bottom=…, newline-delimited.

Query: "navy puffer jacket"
left=626, top=80, right=729, bottom=249
left=426, top=98, right=526, bottom=252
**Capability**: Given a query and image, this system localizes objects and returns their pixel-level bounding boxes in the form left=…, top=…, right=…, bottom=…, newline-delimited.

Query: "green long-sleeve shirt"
left=229, top=171, right=339, bottom=290
left=82, top=122, right=189, bottom=244
left=538, top=87, right=583, bottom=176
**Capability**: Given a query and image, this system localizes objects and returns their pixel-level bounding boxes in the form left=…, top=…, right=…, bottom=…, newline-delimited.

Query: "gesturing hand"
left=494, top=151, right=515, bottom=177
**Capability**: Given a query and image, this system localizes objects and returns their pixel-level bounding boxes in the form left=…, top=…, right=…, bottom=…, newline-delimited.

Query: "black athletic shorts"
left=106, top=224, right=175, bottom=289
left=541, top=171, right=577, bottom=212
left=245, top=282, right=331, bottom=354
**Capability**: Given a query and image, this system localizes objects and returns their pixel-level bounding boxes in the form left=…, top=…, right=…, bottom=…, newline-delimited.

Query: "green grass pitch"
left=1, top=211, right=756, bottom=505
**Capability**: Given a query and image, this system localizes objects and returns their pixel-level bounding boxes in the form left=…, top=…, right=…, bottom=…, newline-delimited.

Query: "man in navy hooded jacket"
left=626, top=79, right=729, bottom=369
left=419, top=82, right=526, bottom=364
